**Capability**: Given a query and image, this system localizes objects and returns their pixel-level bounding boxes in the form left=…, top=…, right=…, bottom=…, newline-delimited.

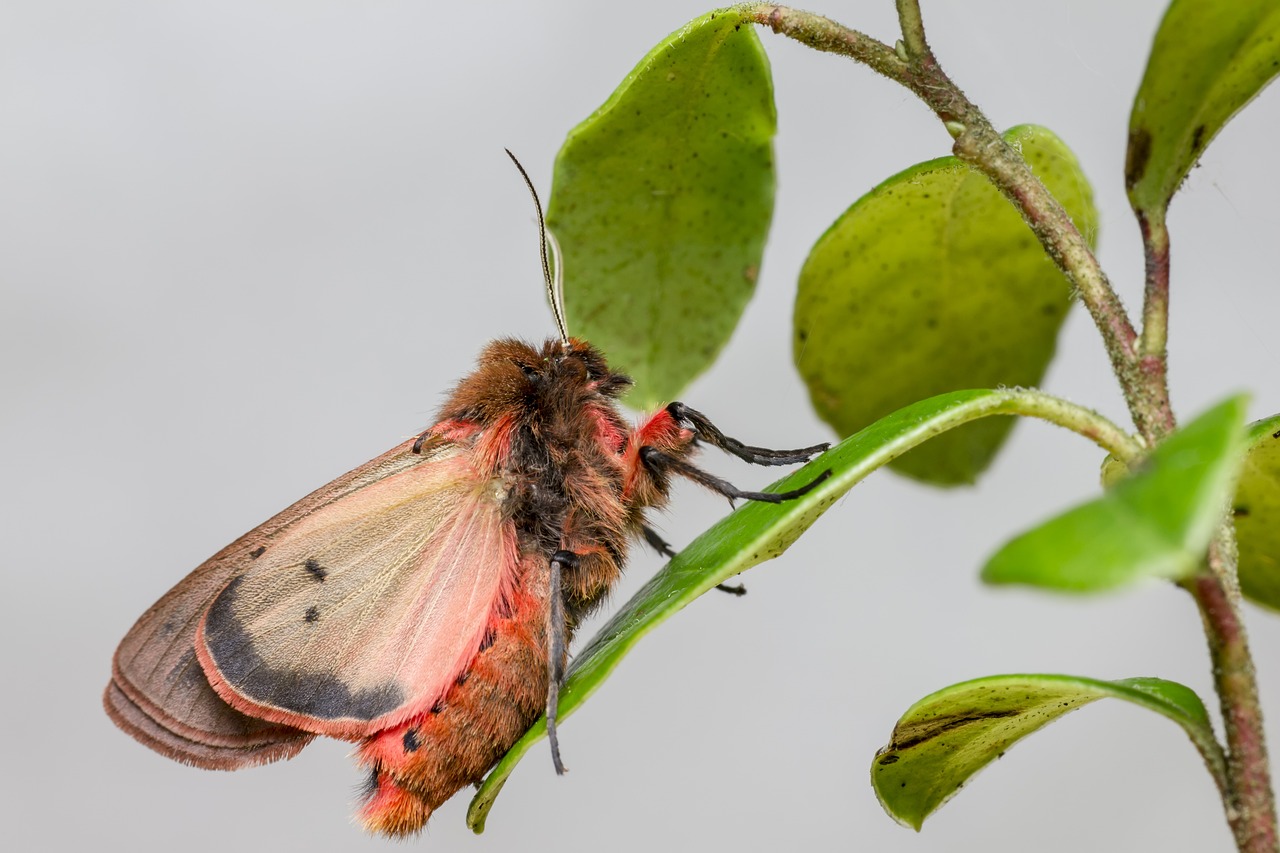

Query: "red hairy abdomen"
left=356, top=552, right=553, bottom=836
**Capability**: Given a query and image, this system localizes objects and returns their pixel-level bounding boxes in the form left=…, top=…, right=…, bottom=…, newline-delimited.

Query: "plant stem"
left=1136, top=210, right=1177, bottom=437
left=996, top=389, right=1140, bottom=462
left=893, top=0, right=928, bottom=58
left=1187, top=559, right=1278, bottom=853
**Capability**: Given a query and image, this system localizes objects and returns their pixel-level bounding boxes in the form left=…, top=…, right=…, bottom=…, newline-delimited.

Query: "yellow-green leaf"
left=548, top=8, right=775, bottom=409
left=873, top=674, right=1222, bottom=830
left=1237, top=414, right=1280, bottom=609
left=1126, top=0, right=1280, bottom=218
left=794, top=125, right=1097, bottom=485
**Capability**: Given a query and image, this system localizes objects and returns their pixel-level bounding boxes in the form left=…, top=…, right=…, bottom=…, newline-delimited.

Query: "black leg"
left=667, top=402, right=829, bottom=466
left=640, top=523, right=746, bottom=595
left=547, top=550, right=575, bottom=775
left=641, top=447, right=832, bottom=504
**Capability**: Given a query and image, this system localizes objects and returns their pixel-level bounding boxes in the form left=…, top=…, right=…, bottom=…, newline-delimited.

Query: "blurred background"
left=3, top=1, right=1278, bottom=850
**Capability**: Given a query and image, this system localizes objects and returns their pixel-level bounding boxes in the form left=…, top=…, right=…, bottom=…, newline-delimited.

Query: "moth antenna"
left=504, top=148, right=570, bottom=346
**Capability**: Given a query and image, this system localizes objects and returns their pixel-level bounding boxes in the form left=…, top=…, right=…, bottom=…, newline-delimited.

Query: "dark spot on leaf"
left=305, top=558, right=327, bottom=582
left=250, top=546, right=266, bottom=559
left=878, top=753, right=900, bottom=766
left=403, top=728, right=421, bottom=753
left=1191, top=124, right=1206, bottom=152
left=1235, top=506, right=1251, bottom=518
left=890, top=709, right=1020, bottom=751
left=1272, top=429, right=1280, bottom=439
left=1125, top=127, right=1152, bottom=190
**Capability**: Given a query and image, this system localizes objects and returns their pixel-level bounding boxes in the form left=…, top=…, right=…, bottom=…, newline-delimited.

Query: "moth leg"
left=640, top=523, right=745, bottom=596
left=641, top=446, right=832, bottom=505
left=547, top=549, right=575, bottom=776
left=667, top=402, right=829, bottom=466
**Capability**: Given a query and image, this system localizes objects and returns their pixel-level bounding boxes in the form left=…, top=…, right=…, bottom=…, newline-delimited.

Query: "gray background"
left=3, top=1, right=1279, bottom=850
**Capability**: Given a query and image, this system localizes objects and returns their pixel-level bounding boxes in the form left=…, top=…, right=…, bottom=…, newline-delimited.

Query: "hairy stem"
left=1187, top=557, right=1277, bottom=853
left=893, top=0, right=928, bottom=58
left=1136, top=211, right=1177, bottom=437
left=995, top=389, right=1140, bottom=462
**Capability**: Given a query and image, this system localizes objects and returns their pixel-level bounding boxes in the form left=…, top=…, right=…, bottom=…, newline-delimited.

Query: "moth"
left=104, top=152, right=829, bottom=836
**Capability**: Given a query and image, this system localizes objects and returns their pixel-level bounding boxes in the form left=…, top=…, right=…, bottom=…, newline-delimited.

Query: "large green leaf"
left=872, top=674, right=1223, bottom=831
left=1126, top=0, right=1280, bottom=219
left=983, top=396, right=1248, bottom=592
left=548, top=9, right=775, bottom=409
left=794, top=125, right=1098, bottom=486
left=1236, top=414, right=1280, bottom=610
left=467, top=389, right=1066, bottom=832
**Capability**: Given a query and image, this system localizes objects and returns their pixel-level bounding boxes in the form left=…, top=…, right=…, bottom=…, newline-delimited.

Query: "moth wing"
left=107, top=439, right=444, bottom=768
left=195, top=440, right=518, bottom=739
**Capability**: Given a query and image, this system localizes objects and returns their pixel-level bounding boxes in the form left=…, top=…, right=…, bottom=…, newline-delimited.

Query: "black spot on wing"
left=304, top=558, right=327, bottom=582
left=402, top=728, right=421, bottom=753
left=250, top=545, right=266, bottom=559
left=304, top=606, right=320, bottom=623
left=204, top=576, right=404, bottom=722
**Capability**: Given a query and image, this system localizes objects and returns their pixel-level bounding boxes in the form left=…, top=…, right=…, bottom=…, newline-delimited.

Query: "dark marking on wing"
left=430, top=699, right=445, bottom=715
left=455, top=671, right=470, bottom=687
left=304, top=606, right=320, bottom=623
left=402, top=728, right=421, bottom=753
left=204, top=576, right=404, bottom=722
left=250, top=545, right=266, bottom=559
left=1125, top=127, right=1152, bottom=190
left=304, top=558, right=328, bottom=582
left=478, top=630, right=495, bottom=653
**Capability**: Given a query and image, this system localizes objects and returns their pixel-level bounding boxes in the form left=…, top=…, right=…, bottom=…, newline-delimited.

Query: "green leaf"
left=1236, top=414, right=1280, bottom=609
left=467, top=389, right=1055, bottom=832
left=1126, top=0, right=1280, bottom=219
left=794, top=125, right=1098, bottom=486
left=983, top=396, right=1249, bottom=592
left=872, top=674, right=1223, bottom=831
left=547, top=8, right=775, bottom=409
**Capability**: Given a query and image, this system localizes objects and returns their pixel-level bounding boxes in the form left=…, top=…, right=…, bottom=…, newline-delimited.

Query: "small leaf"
left=794, top=125, right=1098, bottom=486
left=872, top=674, right=1223, bottom=830
left=1236, top=414, right=1280, bottom=609
left=548, top=8, right=776, bottom=409
left=468, top=389, right=1054, bottom=832
left=983, top=396, right=1248, bottom=592
left=1126, top=0, right=1280, bottom=219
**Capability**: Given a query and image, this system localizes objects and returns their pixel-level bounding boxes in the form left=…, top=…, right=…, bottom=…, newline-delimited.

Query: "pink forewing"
left=194, top=445, right=521, bottom=739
